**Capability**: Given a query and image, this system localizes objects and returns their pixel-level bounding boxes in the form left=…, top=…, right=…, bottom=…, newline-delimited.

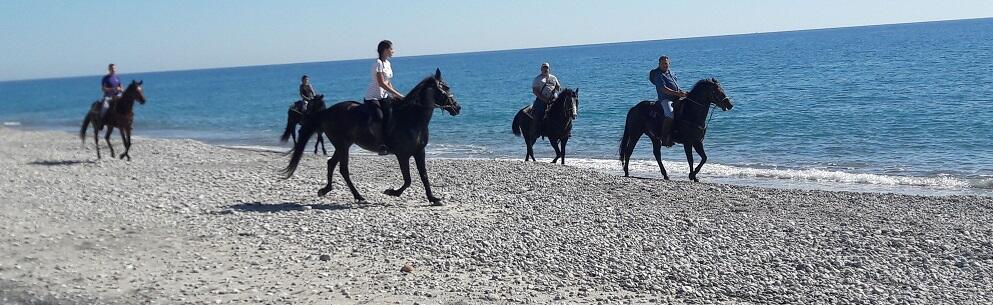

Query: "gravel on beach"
left=1, top=127, right=992, bottom=304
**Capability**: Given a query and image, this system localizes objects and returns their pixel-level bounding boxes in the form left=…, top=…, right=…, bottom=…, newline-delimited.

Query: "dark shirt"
left=101, top=74, right=122, bottom=97
left=649, top=68, right=680, bottom=102
left=299, top=84, right=316, bottom=101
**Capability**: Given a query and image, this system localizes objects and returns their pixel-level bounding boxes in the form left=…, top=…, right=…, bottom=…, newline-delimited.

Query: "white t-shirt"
left=532, top=74, right=560, bottom=100
left=364, top=59, right=394, bottom=100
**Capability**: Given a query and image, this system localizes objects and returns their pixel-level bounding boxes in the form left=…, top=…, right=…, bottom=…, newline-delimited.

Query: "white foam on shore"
left=2, top=122, right=21, bottom=126
left=478, top=157, right=989, bottom=193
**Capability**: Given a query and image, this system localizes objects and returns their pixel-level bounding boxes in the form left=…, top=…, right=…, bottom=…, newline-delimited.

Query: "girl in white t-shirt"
left=364, top=40, right=403, bottom=155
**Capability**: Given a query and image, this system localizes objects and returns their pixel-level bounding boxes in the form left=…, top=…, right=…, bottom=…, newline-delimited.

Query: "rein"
left=681, top=96, right=722, bottom=131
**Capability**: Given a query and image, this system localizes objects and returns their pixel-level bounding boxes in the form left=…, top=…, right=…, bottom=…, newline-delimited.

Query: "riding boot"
left=377, top=99, right=394, bottom=155
left=660, top=117, right=675, bottom=147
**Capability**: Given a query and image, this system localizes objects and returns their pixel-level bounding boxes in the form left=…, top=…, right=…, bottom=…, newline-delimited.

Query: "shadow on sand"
left=225, top=201, right=372, bottom=213
left=28, top=160, right=96, bottom=166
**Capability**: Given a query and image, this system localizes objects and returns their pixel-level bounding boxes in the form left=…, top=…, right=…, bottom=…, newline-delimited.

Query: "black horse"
left=280, top=94, right=328, bottom=155
left=618, top=78, right=733, bottom=181
left=282, top=69, right=461, bottom=205
left=79, top=80, right=147, bottom=160
left=511, top=88, right=579, bottom=163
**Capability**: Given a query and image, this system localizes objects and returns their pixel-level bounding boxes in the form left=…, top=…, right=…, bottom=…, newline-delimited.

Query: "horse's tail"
left=618, top=104, right=639, bottom=162
left=280, top=110, right=295, bottom=143
left=80, top=111, right=92, bottom=143
left=511, top=110, right=524, bottom=137
left=280, top=114, right=321, bottom=178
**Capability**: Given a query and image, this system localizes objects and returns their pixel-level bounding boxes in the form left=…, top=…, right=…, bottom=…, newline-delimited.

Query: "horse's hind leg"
left=319, top=134, right=328, bottom=155
left=337, top=151, right=365, bottom=202
left=93, top=125, right=102, bottom=159
left=525, top=136, right=536, bottom=161
left=689, top=142, right=707, bottom=182
left=651, top=137, right=669, bottom=180
left=622, top=134, right=641, bottom=177
left=384, top=154, right=412, bottom=197
left=104, top=127, right=115, bottom=158
left=549, top=138, right=561, bottom=163
left=318, top=148, right=343, bottom=197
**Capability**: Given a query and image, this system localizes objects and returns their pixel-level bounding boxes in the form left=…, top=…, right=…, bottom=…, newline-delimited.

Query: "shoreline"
left=2, top=127, right=993, bottom=304
left=11, top=123, right=990, bottom=198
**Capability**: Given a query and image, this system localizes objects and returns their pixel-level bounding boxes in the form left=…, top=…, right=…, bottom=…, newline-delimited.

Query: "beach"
left=1, top=127, right=992, bottom=304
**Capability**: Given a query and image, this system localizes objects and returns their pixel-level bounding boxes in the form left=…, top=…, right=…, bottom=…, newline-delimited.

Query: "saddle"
left=523, top=103, right=553, bottom=120
left=291, top=100, right=307, bottom=114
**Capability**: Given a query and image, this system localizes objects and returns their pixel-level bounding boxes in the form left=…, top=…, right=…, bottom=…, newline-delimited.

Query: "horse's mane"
left=689, top=78, right=719, bottom=94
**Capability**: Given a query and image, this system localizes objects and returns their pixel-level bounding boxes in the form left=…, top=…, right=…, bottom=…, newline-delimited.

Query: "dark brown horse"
left=79, top=80, right=147, bottom=160
left=282, top=69, right=461, bottom=205
left=280, top=94, right=328, bottom=155
left=511, top=88, right=579, bottom=163
left=619, top=78, right=733, bottom=181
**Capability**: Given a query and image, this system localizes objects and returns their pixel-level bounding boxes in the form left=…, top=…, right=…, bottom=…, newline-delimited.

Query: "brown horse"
left=79, top=80, right=147, bottom=160
left=511, top=88, right=579, bottom=163
left=280, top=94, right=328, bottom=155
left=618, top=78, right=733, bottom=181
left=281, top=69, right=461, bottom=205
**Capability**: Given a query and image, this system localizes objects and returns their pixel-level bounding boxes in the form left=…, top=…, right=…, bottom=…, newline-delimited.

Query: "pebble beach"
left=1, top=127, right=992, bottom=304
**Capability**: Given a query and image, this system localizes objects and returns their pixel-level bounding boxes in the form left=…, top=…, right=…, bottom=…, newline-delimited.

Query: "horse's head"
left=410, top=69, right=460, bottom=116
left=692, top=78, right=732, bottom=111
left=557, top=88, right=579, bottom=119
left=125, top=80, right=146, bottom=105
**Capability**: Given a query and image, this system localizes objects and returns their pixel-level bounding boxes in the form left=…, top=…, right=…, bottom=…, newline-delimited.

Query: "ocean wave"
left=551, top=158, right=979, bottom=189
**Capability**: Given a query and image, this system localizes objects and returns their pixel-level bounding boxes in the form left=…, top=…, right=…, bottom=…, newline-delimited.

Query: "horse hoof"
left=317, top=187, right=332, bottom=197
left=356, top=199, right=370, bottom=204
left=383, top=189, right=401, bottom=197
left=663, top=176, right=670, bottom=181
left=429, top=197, right=444, bottom=206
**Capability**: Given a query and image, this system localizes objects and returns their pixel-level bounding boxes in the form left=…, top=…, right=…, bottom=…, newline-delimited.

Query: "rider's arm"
left=376, top=72, right=404, bottom=99
left=660, top=86, right=686, bottom=98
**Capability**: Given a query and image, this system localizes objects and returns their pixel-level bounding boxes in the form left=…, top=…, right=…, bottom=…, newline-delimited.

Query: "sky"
left=1, top=0, right=992, bottom=81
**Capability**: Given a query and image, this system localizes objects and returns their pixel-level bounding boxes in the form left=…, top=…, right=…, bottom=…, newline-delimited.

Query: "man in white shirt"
left=531, top=62, right=561, bottom=132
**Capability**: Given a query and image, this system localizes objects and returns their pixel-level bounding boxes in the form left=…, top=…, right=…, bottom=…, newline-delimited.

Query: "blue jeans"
left=532, top=98, right=545, bottom=120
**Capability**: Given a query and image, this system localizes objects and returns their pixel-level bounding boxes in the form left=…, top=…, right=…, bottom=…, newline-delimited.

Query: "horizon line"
left=4, top=16, right=989, bottom=83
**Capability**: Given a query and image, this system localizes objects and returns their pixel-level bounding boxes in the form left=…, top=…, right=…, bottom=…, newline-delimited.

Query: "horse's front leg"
left=413, top=150, right=442, bottom=205
left=384, top=154, right=412, bottom=197
left=651, top=137, right=669, bottom=180
left=559, top=138, right=568, bottom=165
left=683, top=143, right=695, bottom=181
left=118, top=128, right=129, bottom=160
left=549, top=138, right=561, bottom=163
left=690, top=142, right=707, bottom=182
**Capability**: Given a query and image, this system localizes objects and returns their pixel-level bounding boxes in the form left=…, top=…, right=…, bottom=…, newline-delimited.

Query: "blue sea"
left=2, top=18, right=992, bottom=196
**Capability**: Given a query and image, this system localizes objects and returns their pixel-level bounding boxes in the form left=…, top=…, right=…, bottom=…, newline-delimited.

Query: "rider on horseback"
left=100, top=63, right=123, bottom=120
left=364, top=40, right=405, bottom=155
left=531, top=62, right=561, bottom=133
left=298, top=75, right=317, bottom=112
left=649, top=56, right=687, bottom=147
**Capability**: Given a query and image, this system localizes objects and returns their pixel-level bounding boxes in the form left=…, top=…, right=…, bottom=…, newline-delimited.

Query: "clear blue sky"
left=1, top=0, right=991, bottom=81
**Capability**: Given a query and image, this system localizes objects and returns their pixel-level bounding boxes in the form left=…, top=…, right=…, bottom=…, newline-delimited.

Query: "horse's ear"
left=575, top=87, right=579, bottom=95
left=434, top=68, right=442, bottom=80
left=138, top=80, right=143, bottom=85
left=131, top=80, right=137, bottom=85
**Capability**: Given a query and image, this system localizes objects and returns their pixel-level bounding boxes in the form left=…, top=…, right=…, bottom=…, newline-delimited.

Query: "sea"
left=2, top=18, right=992, bottom=197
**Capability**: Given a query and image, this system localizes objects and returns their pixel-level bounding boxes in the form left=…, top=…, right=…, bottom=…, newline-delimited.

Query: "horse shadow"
left=28, top=160, right=95, bottom=166
left=225, top=201, right=371, bottom=213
